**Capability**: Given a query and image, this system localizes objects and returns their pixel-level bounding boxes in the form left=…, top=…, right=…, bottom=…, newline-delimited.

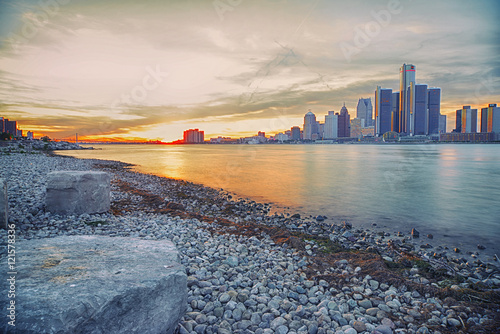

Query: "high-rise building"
left=428, top=88, right=441, bottom=134
left=356, top=98, right=373, bottom=127
left=338, top=104, right=350, bottom=137
left=303, top=111, right=318, bottom=140
left=454, top=109, right=462, bottom=132
left=481, top=103, right=500, bottom=133
left=0, top=117, right=4, bottom=133
left=412, top=83, right=428, bottom=135
left=258, top=131, right=266, bottom=137
left=391, top=92, right=400, bottom=132
left=183, top=128, right=204, bottom=143
left=323, top=111, right=338, bottom=139
left=459, top=106, right=477, bottom=133
left=375, top=86, right=393, bottom=136
left=399, top=63, right=416, bottom=134
left=439, top=115, right=447, bottom=134
left=290, top=126, right=301, bottom=140
left=4, top=119, right=17, bottom=135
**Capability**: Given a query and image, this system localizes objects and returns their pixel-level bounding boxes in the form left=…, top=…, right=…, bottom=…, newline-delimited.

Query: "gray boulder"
left=45, top=171, right=110, bottom=215
left=1, top=236, right=187, bottom=333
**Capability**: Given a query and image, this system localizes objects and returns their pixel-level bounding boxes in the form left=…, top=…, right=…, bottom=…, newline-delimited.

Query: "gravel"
left=1, top=151, right=499, bottom=334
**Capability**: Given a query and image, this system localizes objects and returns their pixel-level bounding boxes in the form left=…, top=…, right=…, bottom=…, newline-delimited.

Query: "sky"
left=0, top=0, right=499, bottom=142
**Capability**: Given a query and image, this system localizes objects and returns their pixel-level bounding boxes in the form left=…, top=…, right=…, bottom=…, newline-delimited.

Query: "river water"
left=59, top=143, right=500, bottom=259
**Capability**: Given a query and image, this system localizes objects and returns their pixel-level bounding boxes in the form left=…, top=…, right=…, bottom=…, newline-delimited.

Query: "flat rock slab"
left=1, top=236, right=187, bottom=334
left=45, top=171, right=110, bottom=215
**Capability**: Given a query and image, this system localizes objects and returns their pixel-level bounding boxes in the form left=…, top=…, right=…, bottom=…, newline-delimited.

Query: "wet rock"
left=411, top=228, right=420, bottom=238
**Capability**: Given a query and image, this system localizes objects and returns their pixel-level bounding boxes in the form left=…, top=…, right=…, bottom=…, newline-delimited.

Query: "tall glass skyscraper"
left=428, top=88, right=441, bottom=134
left=356, top=98, right=373, bottom=127
left=399, top=63, right=416, bottom=134
left=412, top=84, right=428, bottom=135
left=375, top=86, right=393, bottom=136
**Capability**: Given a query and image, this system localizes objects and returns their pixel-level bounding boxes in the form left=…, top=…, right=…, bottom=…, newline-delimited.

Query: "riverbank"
left=0, top=151, right=499, bottom=333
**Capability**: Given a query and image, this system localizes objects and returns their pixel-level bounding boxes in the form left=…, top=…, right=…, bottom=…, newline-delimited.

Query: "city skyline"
left=0, top=0, right=499, bottom=142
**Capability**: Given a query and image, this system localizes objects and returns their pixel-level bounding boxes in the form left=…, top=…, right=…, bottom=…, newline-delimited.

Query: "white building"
left=323, top=111, right=338, bottom=139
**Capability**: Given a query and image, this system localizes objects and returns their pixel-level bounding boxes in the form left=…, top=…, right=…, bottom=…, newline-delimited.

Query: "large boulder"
left=0, top=178, right=7, bottom=228
left=1, top=236, right=187, bottom=333
left=45, top=171, right=110, bottom=215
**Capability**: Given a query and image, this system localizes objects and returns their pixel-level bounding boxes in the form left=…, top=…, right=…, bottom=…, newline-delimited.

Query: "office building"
left=428, top=88, right=441, bottom=134
left=375, top=86, right=393, bottom=136
left=440, top=132, right=495, bottom=142
left=323, top=111, right=338, bottom=139
left=439, top=115, right=447, bottom=134
left=399, top=63, right=416, bottom=134
left=338, top=104, right=350, bottom=137
left=303, top=111, right=318, bottom=140
left=356, top=98, right=373, bottom=127
left=481, top=103, right=500, bottom=133
left=454, top=109, right=462, bottom=132
left=4, top=119, right=17, bottom=135
left=412, top=83, right=428, bottom=135
left=183, top=128, right=205, bottom=143
left=458, top=106, right=477, bottom=133
left=290, top=126, right=301, bottom=140
left=391, top=92, right=399, bottom=132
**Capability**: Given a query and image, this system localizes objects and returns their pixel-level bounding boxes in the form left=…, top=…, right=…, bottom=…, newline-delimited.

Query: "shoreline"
left=1, top=150, right=499, bottom=333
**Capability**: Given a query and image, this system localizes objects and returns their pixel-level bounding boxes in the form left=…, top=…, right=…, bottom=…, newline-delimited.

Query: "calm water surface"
left=60, top=144, right=500, bottom=258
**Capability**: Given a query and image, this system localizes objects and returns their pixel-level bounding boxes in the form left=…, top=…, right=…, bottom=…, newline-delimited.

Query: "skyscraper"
left=399, top=63, right=416, bottom=134
left=481, top=103, right=500, bottom=133
left=454, top=109, right=462, bottom=132
left=303, top=111, right=318, bottom=140
left=412, top=84, right=428, bottom=135
left=459, top=106, right=477, bottom=133
left=323, top=111, right=338, bottom=139
left=338, top=104, right=350, bottom=137
left=428, top=88, right=441, bottom=134
left=391, top=92, right=399, bottom=132
left=356, top=98, right=373, bottom=127
left=375, top=86, right=393, bottom=136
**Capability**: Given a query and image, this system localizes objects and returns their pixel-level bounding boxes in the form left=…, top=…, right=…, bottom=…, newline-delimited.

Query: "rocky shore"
left=0, top=151, right=499, bottom=334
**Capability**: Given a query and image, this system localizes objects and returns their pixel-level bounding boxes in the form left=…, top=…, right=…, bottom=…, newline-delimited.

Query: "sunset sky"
left=1, top=0, right=499, bottom=141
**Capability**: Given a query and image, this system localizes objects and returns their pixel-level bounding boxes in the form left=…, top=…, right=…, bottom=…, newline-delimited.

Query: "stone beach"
left=0, top=146, right=499, bottom=333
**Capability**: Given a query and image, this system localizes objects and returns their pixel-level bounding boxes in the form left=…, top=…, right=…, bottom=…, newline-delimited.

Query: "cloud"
left=0, top=0, right=499, bottom=140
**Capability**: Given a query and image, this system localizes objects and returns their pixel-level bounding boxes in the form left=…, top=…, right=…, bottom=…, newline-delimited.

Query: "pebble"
left=0, top=151, right=498, bottom=334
